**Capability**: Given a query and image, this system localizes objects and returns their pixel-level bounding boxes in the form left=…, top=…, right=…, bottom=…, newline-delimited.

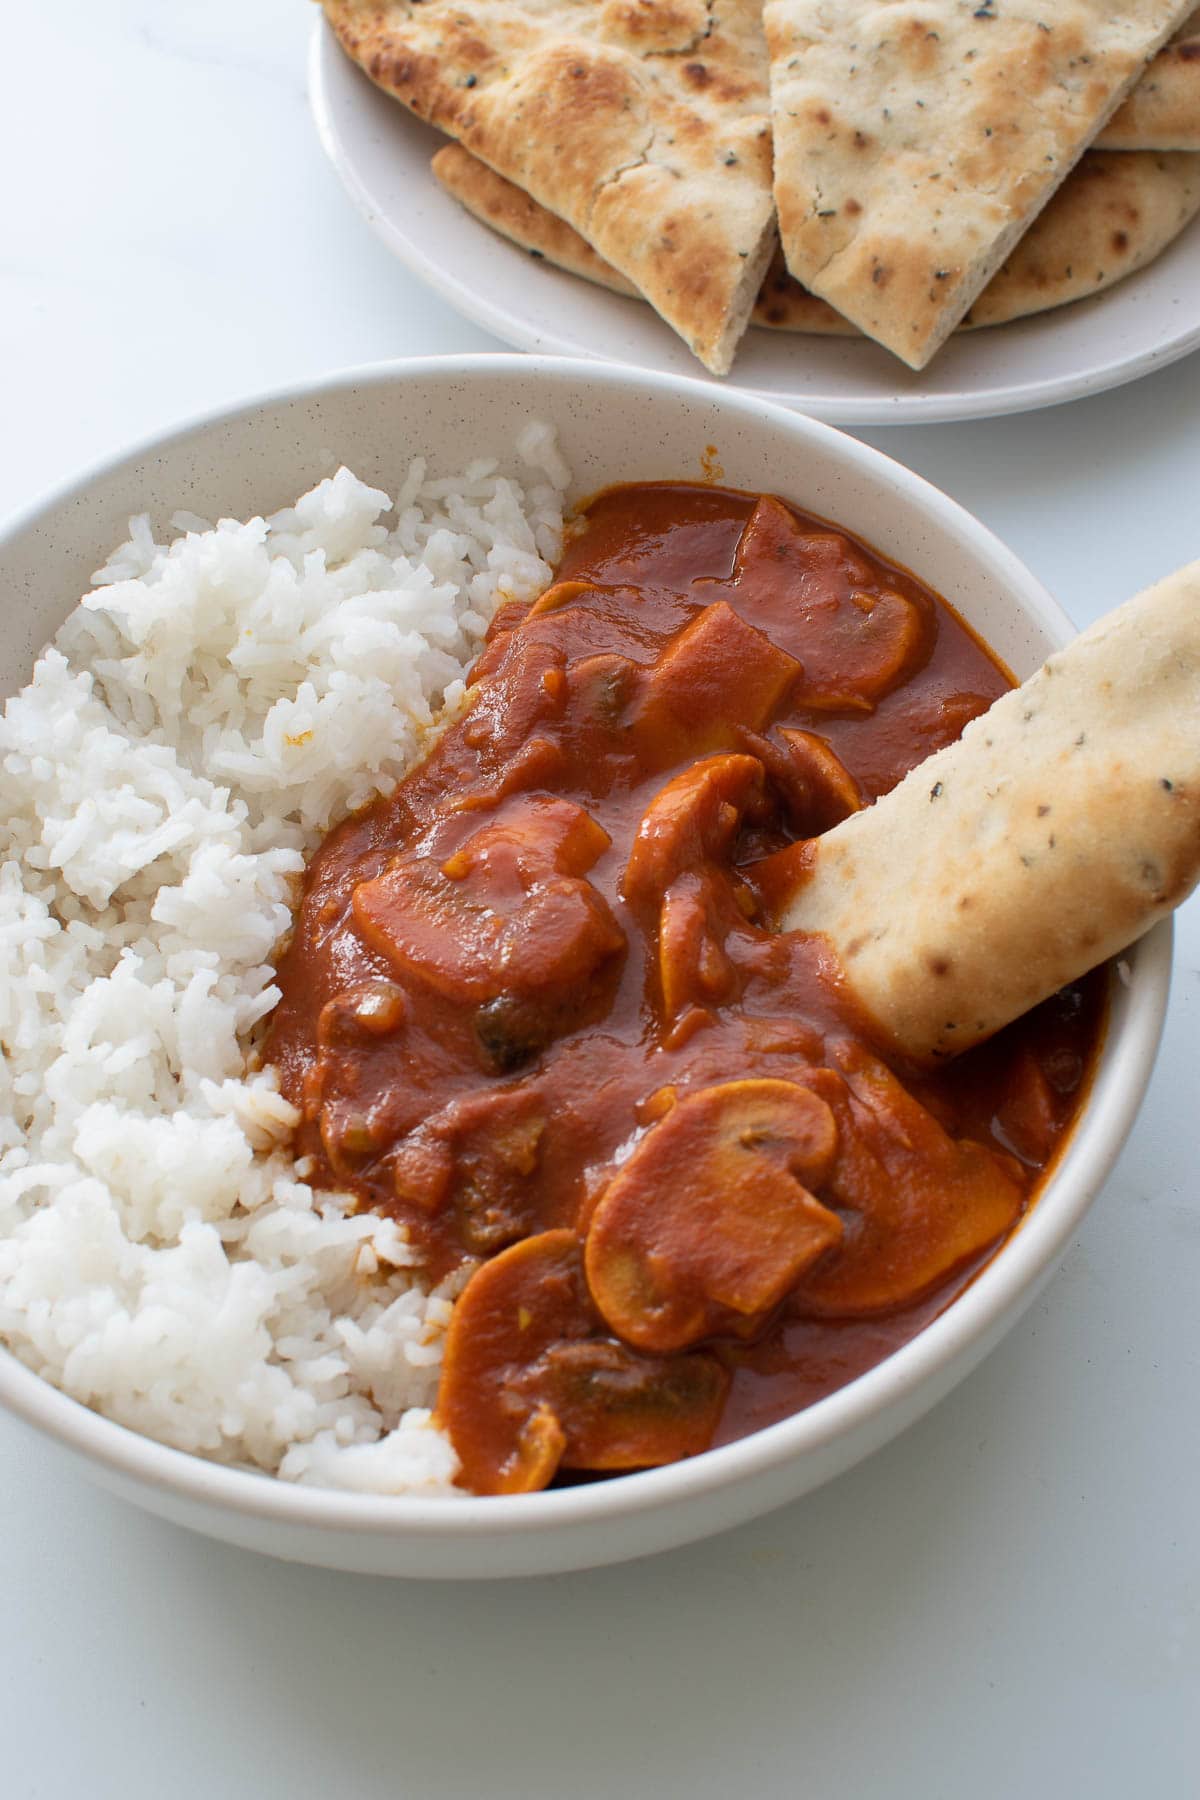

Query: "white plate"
left=310, top=17, right=1200, bottom=426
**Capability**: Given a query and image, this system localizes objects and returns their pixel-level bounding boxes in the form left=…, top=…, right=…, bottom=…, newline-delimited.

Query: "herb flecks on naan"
left=763, top=0, right=1197, bottom=368
left=964, top=149, right=1200, bottom=323
left=323, top=0, right=777, bottom=374
left=430, top=141, right=847, bottom=327
left=433, top=141, right=1200, bottom=335
left=1097, top=6, right=1200, bottom=148
left=779, top=560, right=1200, bottom=1063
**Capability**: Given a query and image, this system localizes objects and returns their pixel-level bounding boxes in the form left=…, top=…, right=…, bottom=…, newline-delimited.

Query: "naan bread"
left=432, top=142, right=1200, bottom=335
left=1097, top=7, right=1200, bottom=149
left=763, top=0, right=1197, bottom=368
left=966, top=149, right=1200, bottom=323
left=779, top=560, right=1200, bottom=1063
left=432, top=142, right=645, bottom=300
left=323, top=0, right=777, bottom=374
left=430, top=141, right=848, bottom=328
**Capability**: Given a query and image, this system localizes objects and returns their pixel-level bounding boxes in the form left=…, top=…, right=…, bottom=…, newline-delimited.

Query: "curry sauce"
left=265, top=483, right=1102, bottom=1494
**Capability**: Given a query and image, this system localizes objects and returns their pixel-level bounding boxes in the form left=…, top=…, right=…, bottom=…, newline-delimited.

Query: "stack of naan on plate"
left=323, top=1, right=1200, bottom=374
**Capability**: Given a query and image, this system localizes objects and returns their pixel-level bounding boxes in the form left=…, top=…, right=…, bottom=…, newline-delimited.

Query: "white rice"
left=0, top=424, right=571, bottom=1493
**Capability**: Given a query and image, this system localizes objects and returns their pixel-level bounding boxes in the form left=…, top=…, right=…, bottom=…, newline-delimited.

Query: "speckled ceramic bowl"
left=0, top=357, right=1171, bottom=1577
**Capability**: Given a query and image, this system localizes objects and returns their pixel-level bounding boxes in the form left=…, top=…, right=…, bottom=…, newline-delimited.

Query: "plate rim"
left=308, top=15, right=1200, bottom=427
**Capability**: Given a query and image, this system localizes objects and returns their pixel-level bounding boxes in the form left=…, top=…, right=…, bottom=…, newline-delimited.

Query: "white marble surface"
left=2, top=3, right=1199, bottom=1795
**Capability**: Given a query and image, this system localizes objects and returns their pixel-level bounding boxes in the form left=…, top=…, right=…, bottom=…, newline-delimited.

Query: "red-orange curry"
left=266, top=483, right=1101, bottom=1495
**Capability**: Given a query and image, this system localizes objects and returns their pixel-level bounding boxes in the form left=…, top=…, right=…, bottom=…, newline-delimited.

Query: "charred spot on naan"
left=324, top=0, right=777, bottom=373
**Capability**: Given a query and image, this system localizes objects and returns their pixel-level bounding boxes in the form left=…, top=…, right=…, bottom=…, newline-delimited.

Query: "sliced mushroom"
left=736, top=726, right=863, bottom=837
left=436, top=1230, right=728, bottom=1492
left=993, top=1046, right=1062, bottom=1167
left=623, top=755, right=766, bottom=1023
left=624, top=754, right=766, bottom=917
left=793, top=1042, right=1024, bottom=1315
left=353, top=795, right=623, bottom=1009
left=585, top=1079, right=842, bottom=1353
left=525, top=1339, right=729, bottom=1472
left=776, top=730, right=864, bottom=829
left=436, top=1230, right=591, bottom=1495
left=730, top=498, right=932, bottom=708
left=504, top=1405, right=567, bottom=1495
left=656, top=884, right=736, bottom=1020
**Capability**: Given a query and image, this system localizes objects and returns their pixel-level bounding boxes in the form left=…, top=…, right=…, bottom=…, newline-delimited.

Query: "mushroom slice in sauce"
left=437, top=1231, right=727, bottom=1494
left=793, top=1043, right=1024, bottom=1316
left=773, top=729, right=864, bottom=832
left=353, top=794, right=618, bottom=1000
left=730, top=497, right=934, bottom=709
left=528, top=1339, right=728, bottom=1473
left=623, top=754, right=766, bottom=1022
left=624, top=754, right=766, bottom=916
left=585, top=1079, right=842, bottom=1353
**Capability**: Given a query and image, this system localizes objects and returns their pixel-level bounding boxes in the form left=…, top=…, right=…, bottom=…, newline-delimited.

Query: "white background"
left=2, top=4, right=1198, bottom=1795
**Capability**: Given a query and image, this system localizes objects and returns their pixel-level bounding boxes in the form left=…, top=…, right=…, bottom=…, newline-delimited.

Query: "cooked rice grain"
left=0, top=427, right=569, bottom=1492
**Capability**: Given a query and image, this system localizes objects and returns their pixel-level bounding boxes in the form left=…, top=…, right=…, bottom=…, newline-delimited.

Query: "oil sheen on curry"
left=266, top=482, right=1102, bottom=1496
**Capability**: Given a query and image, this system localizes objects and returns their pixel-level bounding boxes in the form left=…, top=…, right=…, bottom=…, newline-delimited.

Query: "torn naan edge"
left=324, top=0, right=777, bottom=374
left=1098, top=7, right=1200, bottom=148
left=776, top=561, right=1200, bottom=1065
left=432, top=142, right=1200, bottom=335
left=763, top=0, right=1197, bottom=369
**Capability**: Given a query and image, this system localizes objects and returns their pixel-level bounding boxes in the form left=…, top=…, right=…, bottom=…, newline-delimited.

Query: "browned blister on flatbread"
left=430, top=141, right=851, bottom=328
left=1098, top=7, right=1200, bottom=148
left=433, top=141, right=1200, bottom=337
left=757, top=149, right=1200, bottom=327
left=323, top=0, right=778, bottom=374
left=778, top=562, right=1200, bottom=1063
left=965, top=149, right=1200, bottom=323
left=763, top=0, right=1198, bottom=368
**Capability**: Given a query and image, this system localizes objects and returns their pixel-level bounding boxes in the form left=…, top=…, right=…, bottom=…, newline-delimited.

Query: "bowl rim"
left=0, top=351, right=1173, bottom=1543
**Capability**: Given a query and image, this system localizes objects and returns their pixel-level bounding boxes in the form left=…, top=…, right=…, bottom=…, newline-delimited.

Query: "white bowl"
left=0, top=355, right=1171, bottom=1578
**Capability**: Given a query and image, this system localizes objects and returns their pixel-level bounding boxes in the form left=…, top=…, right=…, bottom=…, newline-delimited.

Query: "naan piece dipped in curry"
left=779, top=557, right=1200, bottom=1062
